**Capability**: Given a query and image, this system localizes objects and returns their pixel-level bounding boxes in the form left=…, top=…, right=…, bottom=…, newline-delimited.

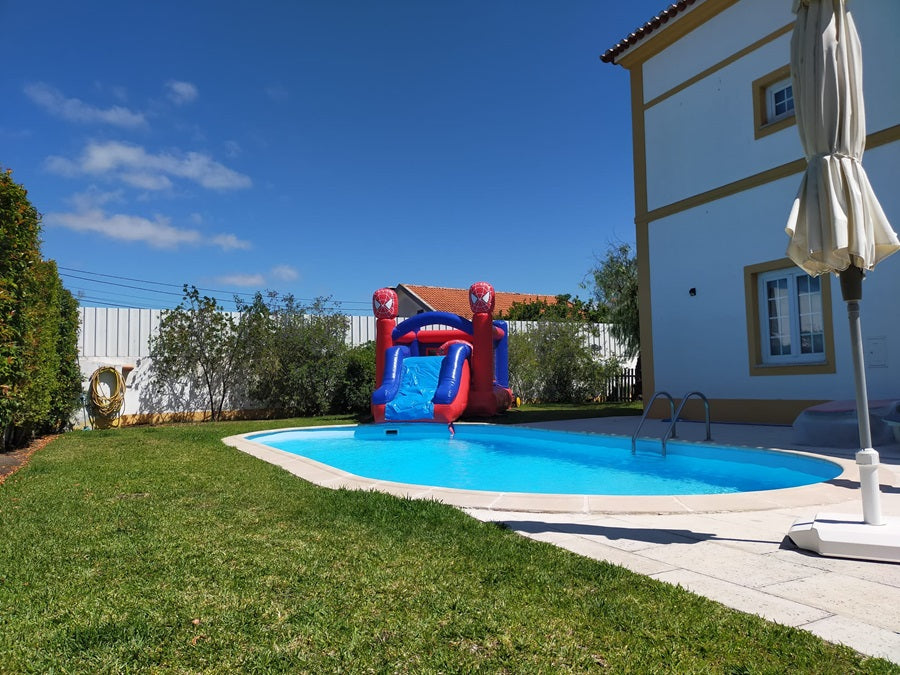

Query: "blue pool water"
left=247, top=424, right=842, bottom=496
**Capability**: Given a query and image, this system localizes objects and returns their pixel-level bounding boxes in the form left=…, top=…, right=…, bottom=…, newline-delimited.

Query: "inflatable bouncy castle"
left=371, top=282, right=514, bottom=423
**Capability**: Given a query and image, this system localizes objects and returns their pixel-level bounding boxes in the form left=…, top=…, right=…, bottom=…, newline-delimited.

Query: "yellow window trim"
left=753, top=65, right=796, bottom=139
left=743, top=258, right=836, bottom=376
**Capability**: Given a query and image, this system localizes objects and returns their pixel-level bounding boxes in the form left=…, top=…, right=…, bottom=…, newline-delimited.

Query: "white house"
left=602, top=0, right=899, bottom=424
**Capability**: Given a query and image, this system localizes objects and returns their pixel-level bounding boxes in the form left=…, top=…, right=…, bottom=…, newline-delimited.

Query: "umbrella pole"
left=839, top=266, right=884, bottom=526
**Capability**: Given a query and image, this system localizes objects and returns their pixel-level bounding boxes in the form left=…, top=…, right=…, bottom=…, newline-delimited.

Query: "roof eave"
left=600, top=0, right=703, bottom=66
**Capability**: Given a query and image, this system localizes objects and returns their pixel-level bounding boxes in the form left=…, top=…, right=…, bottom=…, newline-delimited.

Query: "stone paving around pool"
left=465, top=417, right=900, bottom=665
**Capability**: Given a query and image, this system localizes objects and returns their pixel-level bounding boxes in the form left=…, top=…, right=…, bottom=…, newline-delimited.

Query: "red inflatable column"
left=467, top=281, right=496, bottom=417
left=372, top=288, right=398, bottom=387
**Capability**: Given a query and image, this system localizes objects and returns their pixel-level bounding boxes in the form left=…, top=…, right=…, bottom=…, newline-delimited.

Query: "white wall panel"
left=642, top=0, right=792, bottom=103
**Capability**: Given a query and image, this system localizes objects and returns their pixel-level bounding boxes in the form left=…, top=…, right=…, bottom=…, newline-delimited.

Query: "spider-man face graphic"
left=469, top=281, right=494, bottom=314
left=372, top=288, right=398, bottom=319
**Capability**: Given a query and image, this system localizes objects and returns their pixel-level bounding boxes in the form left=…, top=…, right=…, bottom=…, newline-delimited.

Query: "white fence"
left=75, top=308, right=635, bottom=424
left=78, top=308, right=633, bottom=362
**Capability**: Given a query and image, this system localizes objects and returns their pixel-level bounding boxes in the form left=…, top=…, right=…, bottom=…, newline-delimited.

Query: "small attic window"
left=753, top=65, right=796, bottom=139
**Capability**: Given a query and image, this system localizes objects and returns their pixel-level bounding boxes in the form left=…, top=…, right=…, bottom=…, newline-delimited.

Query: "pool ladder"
left=631, top=391, right=711, bottom=455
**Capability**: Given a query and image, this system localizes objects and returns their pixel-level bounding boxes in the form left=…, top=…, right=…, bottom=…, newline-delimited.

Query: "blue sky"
left=2, top=1, right=665, bottom=313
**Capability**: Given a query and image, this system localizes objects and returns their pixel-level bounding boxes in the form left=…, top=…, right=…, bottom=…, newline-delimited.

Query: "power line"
left=61, top=273, right=184, bottom=297
left=73, top=294, right=153, bottom=309
left=58, top=265, right=371, bottom=309
left=58, top=266, right=257, bottom=297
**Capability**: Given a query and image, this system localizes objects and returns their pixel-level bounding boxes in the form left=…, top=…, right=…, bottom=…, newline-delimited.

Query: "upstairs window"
left=767, top=79, right=794, bottom=122
left=753, top=65, right=796, bottom=139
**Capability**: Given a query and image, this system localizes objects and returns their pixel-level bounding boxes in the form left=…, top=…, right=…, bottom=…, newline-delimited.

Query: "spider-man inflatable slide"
left=371, top=282, right=514, bottom=423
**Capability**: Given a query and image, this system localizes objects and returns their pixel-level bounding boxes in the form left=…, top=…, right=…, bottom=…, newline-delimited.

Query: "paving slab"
left=770, top=546, right=900, bottom=587
left=636, top=539, right=819, bottom=588
left=764, top=571, right=900, bottom=632
left=650, top=568, right=833, bottom=627
left=801, top=614, right=900, bottom=664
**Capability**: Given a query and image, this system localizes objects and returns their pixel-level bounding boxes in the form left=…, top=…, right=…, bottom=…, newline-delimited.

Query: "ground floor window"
left=743, top=259, right=835, bottom=375
left=759, top=268, right=824, bottom=362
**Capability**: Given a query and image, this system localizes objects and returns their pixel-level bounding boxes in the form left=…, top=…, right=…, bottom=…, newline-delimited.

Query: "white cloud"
left=211, top=233, right=251, bottom=251
left=46, top=141, right=252, bottom=191
left=44, top=205, right=251, bottom=251
left=166, top=80, right=198, bottom=105
left=45, top=209, right=200, bottom=249
left=270, top=264, right=299, bottom=281
left=24, top=82, right=146, bottom=128
left=121, top=172, right=174, bottom=191
left=68, top=187, right=124, bottom=210
left=216, top=273, right=266, bottom=287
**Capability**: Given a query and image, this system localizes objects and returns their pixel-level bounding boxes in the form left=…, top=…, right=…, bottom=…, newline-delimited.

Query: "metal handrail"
left=631, top=391, right=675, bottom=454
left=662, top=392, right=712, bottom=453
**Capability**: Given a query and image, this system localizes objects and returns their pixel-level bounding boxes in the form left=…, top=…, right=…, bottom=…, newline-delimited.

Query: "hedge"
left=1, top=169, right=82, bottom=450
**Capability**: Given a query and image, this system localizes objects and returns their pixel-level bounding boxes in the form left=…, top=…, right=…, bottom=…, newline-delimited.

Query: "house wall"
left=643, top=0, right=796, bottom=210
left=394, top=286, right=429, bottom=316
left=617, top=0, right=900, bottom=423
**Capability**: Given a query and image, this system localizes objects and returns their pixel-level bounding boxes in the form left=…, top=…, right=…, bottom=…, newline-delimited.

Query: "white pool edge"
left=221, top=423, right=860, bottom=515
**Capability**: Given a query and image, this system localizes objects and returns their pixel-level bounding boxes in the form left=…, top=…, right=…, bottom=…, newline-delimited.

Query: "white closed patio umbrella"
left=786, top=0, right=900, bottom=561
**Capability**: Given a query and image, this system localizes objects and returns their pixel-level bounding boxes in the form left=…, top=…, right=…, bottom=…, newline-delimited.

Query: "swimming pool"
left=244, top=423, right=842, bottom=497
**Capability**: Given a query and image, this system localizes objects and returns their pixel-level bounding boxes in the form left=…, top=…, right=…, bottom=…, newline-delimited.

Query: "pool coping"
left=221, top=423, right=860, bottom=515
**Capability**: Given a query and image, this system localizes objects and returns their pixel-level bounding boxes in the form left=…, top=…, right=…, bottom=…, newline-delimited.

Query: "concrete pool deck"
left=223, top=417, right=900, bottom=663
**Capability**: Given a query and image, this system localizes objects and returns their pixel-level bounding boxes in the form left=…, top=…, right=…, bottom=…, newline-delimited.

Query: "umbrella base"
left=788, top=512, right=900, bottom=563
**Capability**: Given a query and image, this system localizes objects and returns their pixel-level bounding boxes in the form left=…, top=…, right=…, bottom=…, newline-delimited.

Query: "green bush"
left=509, top=322, right=621, bottom=404
left=332, top=341, right=376, bottom=416
left=245, top=295, right=350, bottom=417
left=1, top=169, right=81, bottom=449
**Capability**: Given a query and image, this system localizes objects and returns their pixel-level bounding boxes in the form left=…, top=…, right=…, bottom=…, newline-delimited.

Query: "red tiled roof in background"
left=600, top=0, right=699, bottom=64
left=398, top=284, right=562, bottom=318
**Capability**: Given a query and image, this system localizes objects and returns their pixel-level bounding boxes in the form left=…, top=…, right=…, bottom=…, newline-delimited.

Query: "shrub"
left=332, top=341, right=376, bottom=416
left=245, top=295, right=350, bottom=417
left=1, top=169, right=81, bottom=449
left=509, top=322, right=621, bottom=404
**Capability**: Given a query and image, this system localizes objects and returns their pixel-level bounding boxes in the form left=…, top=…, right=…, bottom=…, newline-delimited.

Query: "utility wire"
left=58, top=266, right=257, bottom=297
left=59, top=266, right=369, bottom=311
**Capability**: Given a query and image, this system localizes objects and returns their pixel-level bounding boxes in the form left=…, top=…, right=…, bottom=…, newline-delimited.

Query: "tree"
left=1, top=169, right=81, bottom=450
left=502, top=294, right=606, bottom=323
left=242, top=294, right=350, bottom=417
left=584, top=243, right=640, bottom=358
left=332, top=341, right=376, bottom=416
left=149, top=286, right=259, bottom=421
left=508, top=322, right=620, bottom=404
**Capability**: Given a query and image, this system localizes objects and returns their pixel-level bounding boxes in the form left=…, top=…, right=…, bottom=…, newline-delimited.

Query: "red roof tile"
left=398, top=284, right=561, bottom=318
left=600, top=0, right=699, bottom=64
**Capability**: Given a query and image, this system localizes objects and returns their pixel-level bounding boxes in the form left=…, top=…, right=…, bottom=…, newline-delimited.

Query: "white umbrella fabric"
left=786, top=0, right=900, bottom=539
left=786, top=0, right=899, bottom=274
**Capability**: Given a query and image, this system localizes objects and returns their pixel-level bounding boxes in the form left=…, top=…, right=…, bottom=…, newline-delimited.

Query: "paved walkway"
left=466, top=417, right=900, bottom=665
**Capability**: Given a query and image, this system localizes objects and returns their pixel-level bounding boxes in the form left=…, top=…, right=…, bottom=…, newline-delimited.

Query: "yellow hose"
left=89, top=366, right=125, bottom=428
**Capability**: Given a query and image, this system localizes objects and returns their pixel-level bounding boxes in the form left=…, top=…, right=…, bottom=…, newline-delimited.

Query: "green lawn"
left=0, top=416, right=895, bottom=673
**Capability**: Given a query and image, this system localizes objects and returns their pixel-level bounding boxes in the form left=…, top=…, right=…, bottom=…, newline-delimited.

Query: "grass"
left=0, top=415, right=896, bottom=673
